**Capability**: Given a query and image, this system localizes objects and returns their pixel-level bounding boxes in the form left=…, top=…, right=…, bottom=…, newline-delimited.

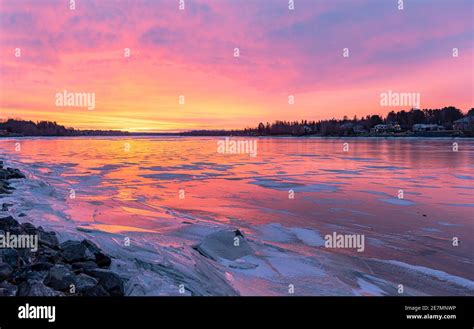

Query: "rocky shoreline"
left=0, top=161, right=126, bottom=296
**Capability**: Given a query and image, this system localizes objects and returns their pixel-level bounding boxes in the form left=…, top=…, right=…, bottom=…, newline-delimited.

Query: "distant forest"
left=0, top=119, right=129, bottom=136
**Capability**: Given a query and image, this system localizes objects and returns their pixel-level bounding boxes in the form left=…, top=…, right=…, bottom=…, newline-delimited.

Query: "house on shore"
left=353, top=124, right=368, bottom=134
left=412, top=124, right=444, bottom=132
left=372, top=124, right=388, bottom=133
left=371, top=123, right=401, bottom=134
left=453, top=116, right=474, bottom=132
left=338, top=122, right=368, bottom=134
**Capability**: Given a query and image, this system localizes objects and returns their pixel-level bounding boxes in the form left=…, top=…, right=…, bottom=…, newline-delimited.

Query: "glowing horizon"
left=0, top=0, right=472, bottom=132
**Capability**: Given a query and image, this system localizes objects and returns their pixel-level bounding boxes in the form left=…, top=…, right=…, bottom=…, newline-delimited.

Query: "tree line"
left=244, top=107, right=473, bottom=136
left=0, top=119, right=128, bottom=136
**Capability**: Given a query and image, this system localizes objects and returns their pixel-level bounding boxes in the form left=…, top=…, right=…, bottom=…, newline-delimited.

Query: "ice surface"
left=1, top=137, right=472, bottom=296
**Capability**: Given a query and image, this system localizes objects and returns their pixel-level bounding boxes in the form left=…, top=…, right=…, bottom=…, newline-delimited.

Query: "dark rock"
left=94, top=252, right=111, bottom=268
left=3, top=226, right=26, bottom=236
left=1, top=203, right=13, bottom=211
left=0, top=170, right=9, bottom=180
left=2, top=167, right=26, bottom=179
left=17, top=280, right=62, bottom=296
left=234, top=229, right=244, bottom=237
left=1, top=248, right=31, bottom=269
left=85, top=269, right=124, bottom=296
left=13, top=269, right=48, bottom=282
left=81, top=239, right=111, bottom=268
left=20, top=222, right=37, bottom=234
left=15, top=248, right=33, bottom=265
left=0, top=179, right=13, bottom=188
left=0, top=181, right=13, bottom=195
left=72, top=261, right=98, bottom=273
left=81, top=239, right=101, bottom=254
left=0, top=178, right=14, bottom=187
left=43, top=264, right=76, bottom=291
left=37, top=248, right=62, bottom=264
left=0, top=201, right=121, bottom=296
left=0, top=248, right=19, bottom=267
left=38, top=230, right=59, bottom=248
left=60, top=240, right=95, bottom=263
left=74, top=273, right=98, bottom=293
left=0, top=281, right=17, bottom=296
left=0, top=216, right=20, bottom=231
left=0, top=261, right=13, bottom=281
left=17, top=249, right=32, bottom=266
left=83, top=283, right=110, bottom=297
left=28, top=261, right=54, bottom=272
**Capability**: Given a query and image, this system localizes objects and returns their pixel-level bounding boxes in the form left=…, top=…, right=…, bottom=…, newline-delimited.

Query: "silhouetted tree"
left=368, top=115, right=383, bottom=128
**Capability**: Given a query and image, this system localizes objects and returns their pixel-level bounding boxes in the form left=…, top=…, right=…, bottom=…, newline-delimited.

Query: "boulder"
left=1, top=203, right=13, bottom=211
left=0, top=180, right=13, bottom=194
left=74, top=273, right=98, bottom=293
left=28, top=261, right=54, bottom=272
left=14, top=268, right=48, bottom=282
left=85, top=268, right=124, bottom=296
left=17, top=280, right=61, bottom=296
left=20, top=222, right=37, bottom=234
left=83, top=284, right=110, bottom=297
left=4, top=167, right=25, bottom=179
left=38, top=230, right=59, bottom=248
left=0, top=281, right=17, bottom=296
left=0, top=207, right=121, bottom=296
left=72, top=261, right=98, bottom=272
left=195, top=229, right=253, bottom=261
left=0, top=248, right=19, bottom=267
left=0, top=261, right=13, bottom=281
left=37, top=248, right=62, bottom=264
left=43, top=264, right=76, bottom=291
left=81, top=240, right=111, bottom=268
left=0, top=216, right=20, bottom=231
left=60, top=240, right=95, bottom=263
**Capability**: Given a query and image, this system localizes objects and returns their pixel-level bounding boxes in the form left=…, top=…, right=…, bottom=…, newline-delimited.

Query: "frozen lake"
left=0, top=137, right=473, bottom=295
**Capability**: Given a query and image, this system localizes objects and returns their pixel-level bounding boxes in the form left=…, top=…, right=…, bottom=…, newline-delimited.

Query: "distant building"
left=371, top=123, right=401, bottom=134
left=388, top=123, right=402, bottom=132
left=412, top=124, right=444, bottom=132
left=339, top=122, right=353, bottom=130
left=339, top=122, right=369, bottom=134
left=372, top=124, right=388, bottom=133
left=453, top=116, right=474, bottom=132
left=353, top=124, right=367, bottom=133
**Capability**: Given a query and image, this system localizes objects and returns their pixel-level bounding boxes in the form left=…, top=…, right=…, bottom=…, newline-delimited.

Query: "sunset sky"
left=0, top=0, right=472, bottom=132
